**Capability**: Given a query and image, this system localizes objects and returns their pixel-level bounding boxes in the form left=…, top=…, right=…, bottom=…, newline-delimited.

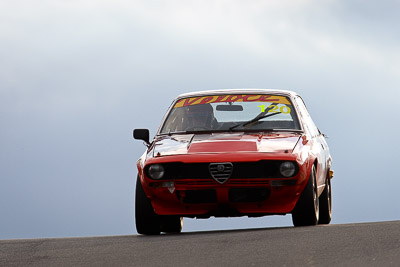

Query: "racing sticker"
left=174, top=95, right=291, bottom=108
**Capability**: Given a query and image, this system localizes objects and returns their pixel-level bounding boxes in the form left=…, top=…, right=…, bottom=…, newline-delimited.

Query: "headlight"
left=280, top=161, right=296, bottom=177
left=147, top=164, right=165, bottom=179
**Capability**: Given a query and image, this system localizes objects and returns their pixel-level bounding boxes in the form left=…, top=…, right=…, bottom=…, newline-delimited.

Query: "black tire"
left=292, top=165, right=319, bottom=226
left=135, top=176, right=161, bottom=235
left=160, top=216, right=183, bottom=234
left=318, top=174, right=332, bottom=224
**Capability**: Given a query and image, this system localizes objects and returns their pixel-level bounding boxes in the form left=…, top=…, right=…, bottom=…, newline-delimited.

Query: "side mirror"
left=133, top=129, right=150, bottom=146
left=318, top=128, right=329, bottom=138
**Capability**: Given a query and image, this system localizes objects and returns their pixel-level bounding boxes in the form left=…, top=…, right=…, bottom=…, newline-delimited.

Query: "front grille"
left=147, top=160, right=298, bottom=179
left=209, top=163, right=233, bottom=184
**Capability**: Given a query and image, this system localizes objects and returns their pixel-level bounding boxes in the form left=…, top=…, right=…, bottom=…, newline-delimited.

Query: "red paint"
left=188, top=141, right=256, bottom=153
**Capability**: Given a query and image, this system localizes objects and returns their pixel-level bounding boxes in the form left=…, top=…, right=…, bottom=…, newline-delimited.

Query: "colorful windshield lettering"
left=258, top=95, right=280, bottom=102
left=174, top=94, right=291, bottom=108
left=215, top=95, right=229, bottom=102
left=243, top=95, right=262, bottom=101
left=199, top=96, right=215, bottom=105
left=226, top=95, right=243, bottom=102
left=182, top=97, right=201, bottom=106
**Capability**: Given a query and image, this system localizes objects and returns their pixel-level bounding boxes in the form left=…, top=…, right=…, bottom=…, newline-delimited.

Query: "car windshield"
left=159, top=94, right=301, bottom=134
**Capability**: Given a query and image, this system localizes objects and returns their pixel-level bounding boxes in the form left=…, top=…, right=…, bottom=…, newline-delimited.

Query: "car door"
left=294, top=96, right=328, bottom=194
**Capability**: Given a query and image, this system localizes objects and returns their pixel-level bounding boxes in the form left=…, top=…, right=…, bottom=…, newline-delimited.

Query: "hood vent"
left=209, top=163, right=233, bottom=184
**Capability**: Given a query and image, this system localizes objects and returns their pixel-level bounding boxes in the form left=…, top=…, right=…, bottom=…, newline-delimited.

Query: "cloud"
left=2, top=0, right=399, bottom=131
left=1, top=0, right=400, bottom=238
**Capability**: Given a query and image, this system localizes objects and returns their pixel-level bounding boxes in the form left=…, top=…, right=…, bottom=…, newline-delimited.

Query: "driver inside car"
left=184, top=104, right=218, bottom=130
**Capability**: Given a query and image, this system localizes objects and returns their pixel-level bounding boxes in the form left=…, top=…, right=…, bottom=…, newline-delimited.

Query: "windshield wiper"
left=163, top=130, right=216, bottom=135
left=229, top=112, right=282, bottom=131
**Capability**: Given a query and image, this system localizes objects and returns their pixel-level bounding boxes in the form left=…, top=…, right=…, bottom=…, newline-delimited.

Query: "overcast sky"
left=1, top=0, right=400, bottom=239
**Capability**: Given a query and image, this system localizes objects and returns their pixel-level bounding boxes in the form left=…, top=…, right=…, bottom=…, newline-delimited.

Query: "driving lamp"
left=280, top=161, right=296, bottom=177
left=148, top=164, right=165, bottom=179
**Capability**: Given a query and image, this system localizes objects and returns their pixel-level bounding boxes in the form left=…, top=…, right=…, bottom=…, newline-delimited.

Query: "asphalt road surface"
left=1, top=221, right=400, bottom=266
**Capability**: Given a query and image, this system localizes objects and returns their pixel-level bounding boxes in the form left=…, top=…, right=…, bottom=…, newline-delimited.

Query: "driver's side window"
left=295, top=96, right=319, bottom=137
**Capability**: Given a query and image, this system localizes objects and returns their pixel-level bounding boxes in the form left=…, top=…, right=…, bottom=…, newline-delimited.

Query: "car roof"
left=176, top=89, right=299, bottom=99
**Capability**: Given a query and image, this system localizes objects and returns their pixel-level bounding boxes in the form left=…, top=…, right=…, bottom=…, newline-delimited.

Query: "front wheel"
left=160, top=216, right=183, bottom=234
left=318, top=174, right=332, bottom=224
left=292, top=165, right=319, bottom=226
left=135, top=176, right=161, bottom=235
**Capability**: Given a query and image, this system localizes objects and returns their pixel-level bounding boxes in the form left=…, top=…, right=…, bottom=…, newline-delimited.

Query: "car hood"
left=151, top=132, right=301, bottom=157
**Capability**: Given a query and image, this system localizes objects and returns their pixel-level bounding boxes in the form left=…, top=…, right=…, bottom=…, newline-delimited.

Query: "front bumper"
left=143, top=176, right=307, bottom=217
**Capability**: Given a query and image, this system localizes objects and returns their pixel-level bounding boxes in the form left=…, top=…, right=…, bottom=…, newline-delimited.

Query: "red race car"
left=133, top=89, right=333, bottom=235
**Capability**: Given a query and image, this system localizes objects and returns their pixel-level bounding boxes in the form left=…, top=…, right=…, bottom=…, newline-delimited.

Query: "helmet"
left=186, top=104, right=214, bottom=129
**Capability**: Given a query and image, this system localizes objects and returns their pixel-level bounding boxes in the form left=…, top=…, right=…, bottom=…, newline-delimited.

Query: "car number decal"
left=258, top=104, right=291, bottom=114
